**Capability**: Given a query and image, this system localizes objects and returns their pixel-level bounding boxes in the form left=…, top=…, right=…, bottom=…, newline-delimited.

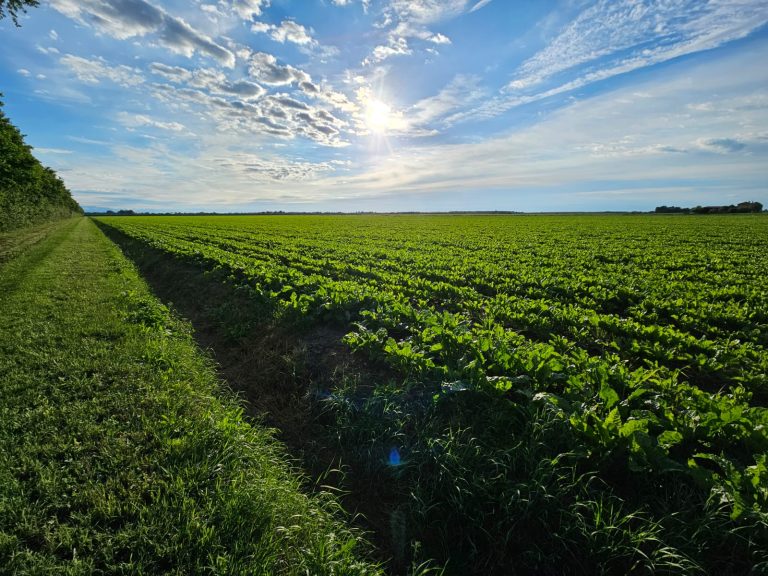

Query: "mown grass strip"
left=0, top=218, right=381, bottom=575
left=0, top=218, right=75, bottom=264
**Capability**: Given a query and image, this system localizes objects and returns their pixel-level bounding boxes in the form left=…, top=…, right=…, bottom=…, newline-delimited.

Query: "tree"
left=0, top=0, right=40, bottom=26
left=736, top=201, right=763, bottom=213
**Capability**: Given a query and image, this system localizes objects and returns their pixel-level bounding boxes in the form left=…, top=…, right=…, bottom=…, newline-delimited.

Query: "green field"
left=91, top=213, right=768, bottom=574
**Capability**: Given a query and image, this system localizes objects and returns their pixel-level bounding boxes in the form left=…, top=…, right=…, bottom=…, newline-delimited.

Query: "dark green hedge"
left=0, top=96, right=82, bottom=232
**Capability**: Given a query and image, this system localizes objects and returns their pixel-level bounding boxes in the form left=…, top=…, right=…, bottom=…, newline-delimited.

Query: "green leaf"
left=658, top=430, right=683, bottom=450
left=599, top=382, right=620, bottom=409
left=620, top=418, right=648, bottom=438
left=604, top=407, right=622, bottom=433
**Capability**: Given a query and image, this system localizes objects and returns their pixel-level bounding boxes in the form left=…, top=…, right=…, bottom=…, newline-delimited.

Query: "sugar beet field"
left=93, top=214, right=768, bottom=574
left=3, top=214, right=767, bottom=575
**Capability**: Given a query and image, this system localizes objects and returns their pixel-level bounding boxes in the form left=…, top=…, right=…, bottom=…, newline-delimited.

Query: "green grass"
left=0, top=218, right=381, bottom=575
left=0, top=218, right=76, bottom=263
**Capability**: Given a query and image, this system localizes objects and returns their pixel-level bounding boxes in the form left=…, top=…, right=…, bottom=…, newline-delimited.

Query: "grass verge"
left=0, top=218, right=382, bottom=575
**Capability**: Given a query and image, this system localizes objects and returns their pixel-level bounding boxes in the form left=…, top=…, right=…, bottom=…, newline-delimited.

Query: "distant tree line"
left=655, top=201, right=763, bottom=214
left=0, top=96, right=82, bottom=232
left=96, top=210, right=138, bottom=216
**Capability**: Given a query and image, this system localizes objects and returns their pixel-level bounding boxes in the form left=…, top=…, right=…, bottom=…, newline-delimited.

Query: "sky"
left=1, top=0, right=767, bottom=212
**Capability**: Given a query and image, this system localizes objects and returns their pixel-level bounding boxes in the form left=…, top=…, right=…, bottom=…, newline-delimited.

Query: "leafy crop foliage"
left=0, top=97, right=81, bottom=232
left=97, top=214, right=768, bottom=574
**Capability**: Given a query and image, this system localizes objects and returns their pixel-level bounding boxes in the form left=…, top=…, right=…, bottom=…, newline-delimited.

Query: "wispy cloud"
left=35, top=147, right=73, bottom=155
left=461, top=0, right=768, bottom=122
left=469, top=0, right=493, bottom=13
left=118, top=112, right=187, bottom=132
left=409, top=74, right=487, bottom=128
left=60, top=54, right=145, bottom=87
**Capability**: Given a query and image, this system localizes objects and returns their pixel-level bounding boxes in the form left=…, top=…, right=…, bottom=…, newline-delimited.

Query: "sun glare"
left=364, top=99, right=392, bottom=133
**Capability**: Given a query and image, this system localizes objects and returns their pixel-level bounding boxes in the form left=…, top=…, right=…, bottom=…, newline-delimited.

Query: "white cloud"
left=269, top=20, right=315, bottom=45
left=119, top=112, right=187, bottom=132
left=99, top=42, right=763, bottom=209
left=364, top=36, right=411, bottom=64
left=251, top=19, right=317, bottom=46
left=54, top=139, right=354, bottom=210
left=361, top=0, right=471, bottom=63
left=29, top=0, right=767, bottom=212
left=36, top=45, right=60, bottom=55
left=231, top=0, right=270, bottom=21
left=148, top=62, right=193, bottom=83
left=148, top=62, right=266, bottom=99
left=248, top=52, right=311, bottom=86
left=148, top=73, right=349, bottom=147
left=69, top=136, right=112, bottom=146
left=49, top=0, right=235, bottom=67
left=428, top=33, right=451, bottom=44
left=17, top=68, right=31, bottom=77
left=216, top=80, right=266, bottom=99
left=330, top=0, right=371, bottom=10
left=250, top=21, right=270, bottom=34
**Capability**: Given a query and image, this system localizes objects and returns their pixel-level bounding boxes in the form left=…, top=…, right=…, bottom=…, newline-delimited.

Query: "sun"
left=364, top=99, right=393, bottom=133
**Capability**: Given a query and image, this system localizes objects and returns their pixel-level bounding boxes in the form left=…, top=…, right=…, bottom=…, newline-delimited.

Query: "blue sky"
left=1, top=0, right=767, bottom=212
